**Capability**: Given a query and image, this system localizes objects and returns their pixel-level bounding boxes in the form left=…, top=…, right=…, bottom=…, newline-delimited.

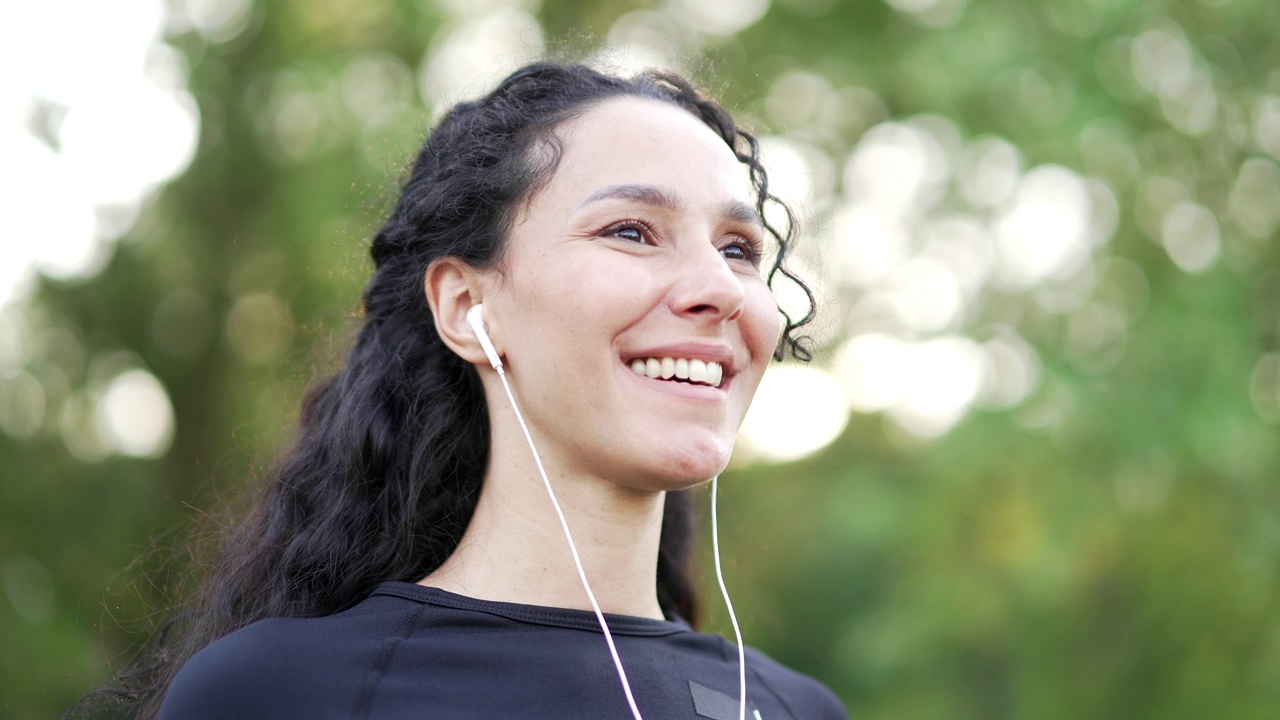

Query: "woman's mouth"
left=627, top=357, right=724, bottom=388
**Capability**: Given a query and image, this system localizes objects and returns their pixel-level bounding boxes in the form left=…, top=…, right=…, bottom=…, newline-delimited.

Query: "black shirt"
left=160, top=581, right=847, bottom=719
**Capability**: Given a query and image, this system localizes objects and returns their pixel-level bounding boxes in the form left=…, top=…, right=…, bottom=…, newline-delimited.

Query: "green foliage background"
left=3, top=0, right=1280, bottom=717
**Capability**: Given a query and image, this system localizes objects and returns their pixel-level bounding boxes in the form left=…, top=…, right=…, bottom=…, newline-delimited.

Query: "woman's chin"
left=589, top=428, right=736, bottom=492
left=643, top=443, right=734, bottom=491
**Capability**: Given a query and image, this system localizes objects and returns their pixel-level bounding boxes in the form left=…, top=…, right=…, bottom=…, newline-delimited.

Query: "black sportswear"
left=159, top=581, right=847, bottom=719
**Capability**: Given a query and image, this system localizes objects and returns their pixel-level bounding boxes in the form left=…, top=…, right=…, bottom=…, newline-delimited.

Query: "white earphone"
left=466, top=304, right=503, bottom=371
left=464, top=302, right=748, bottom=720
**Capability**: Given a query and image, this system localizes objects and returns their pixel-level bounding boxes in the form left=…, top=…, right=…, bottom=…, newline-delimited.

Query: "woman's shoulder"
left=744, top=646, right=849, bottom=719
left=158, top=592, right=417, bottom=719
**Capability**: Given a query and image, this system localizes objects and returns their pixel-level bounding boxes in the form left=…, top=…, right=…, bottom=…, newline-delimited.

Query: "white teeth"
left=628, top=357, right=725, bottom=388
left=708, top=362, right=722, bottom=387
left=688, top=359, right=707, bottom=383
left=645, top=357, right=662, bottom=379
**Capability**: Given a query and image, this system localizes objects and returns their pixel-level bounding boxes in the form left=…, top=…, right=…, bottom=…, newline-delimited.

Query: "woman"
left=115, top=62, right=843, bottom=719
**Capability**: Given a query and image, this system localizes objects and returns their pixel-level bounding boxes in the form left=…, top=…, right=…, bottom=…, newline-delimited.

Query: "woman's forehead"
left=548, top=96, right=755, bottom=205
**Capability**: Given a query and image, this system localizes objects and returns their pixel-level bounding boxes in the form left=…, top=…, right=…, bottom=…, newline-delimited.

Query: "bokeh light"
left=599, top=10, right=696, bottom=75
left=418, top=7, right=545, bottom=114
left=1, top=1, right=200, bottom=303
left=740, top=364, right=849, bottom=462
left=1160, top=200, right=1220, bottom=273
left=2, top=555, right=56, bottom=625
left=665, top=0, right=770, bottom=36
left=225, top=292, right=295, bottom=365
left=808, top=103, right=1118, bottom=442
left=96, top=369, right=176, bottom=458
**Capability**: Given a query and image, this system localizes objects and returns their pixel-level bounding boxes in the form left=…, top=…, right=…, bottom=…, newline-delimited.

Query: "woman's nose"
left=666, top=243, right=746, bottom=323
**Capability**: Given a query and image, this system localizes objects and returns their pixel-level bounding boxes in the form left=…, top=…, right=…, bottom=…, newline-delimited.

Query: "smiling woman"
left=81, top=62, right=841, bottom=720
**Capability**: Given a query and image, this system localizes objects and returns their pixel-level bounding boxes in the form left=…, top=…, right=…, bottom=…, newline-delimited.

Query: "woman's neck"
left=418, top=442, right=668, bottom=620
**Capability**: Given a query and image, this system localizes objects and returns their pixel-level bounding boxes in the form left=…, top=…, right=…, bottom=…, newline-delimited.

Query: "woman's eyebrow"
left=579, top=183, right=682, bottom=211
left=579, top=183, right=764, bottom=228
left=719, top=198, right=765, bottom=229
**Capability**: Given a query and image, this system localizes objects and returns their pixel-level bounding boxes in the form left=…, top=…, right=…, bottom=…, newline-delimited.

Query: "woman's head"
left=362, top=62, right=812, bottom=487
left=354, top=61, right=813, bottom=497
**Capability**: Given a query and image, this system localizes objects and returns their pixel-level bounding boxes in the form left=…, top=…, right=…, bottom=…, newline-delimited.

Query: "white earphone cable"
left=479, top=314, right=747, bottom=720
left=494, top=365, right=645, bottom=720
left=711, top=475, right=747, bottom=720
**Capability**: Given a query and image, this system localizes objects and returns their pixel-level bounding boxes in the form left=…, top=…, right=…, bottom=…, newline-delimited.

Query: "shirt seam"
left=749, top=661, right=803, bottom=720
left=373, top=582, right=689, bottom=637
left=351, top=603, right=424, bottom=719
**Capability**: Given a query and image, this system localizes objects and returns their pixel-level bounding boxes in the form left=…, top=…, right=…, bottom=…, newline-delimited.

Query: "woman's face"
left=483, top=96, right=781, bottom=491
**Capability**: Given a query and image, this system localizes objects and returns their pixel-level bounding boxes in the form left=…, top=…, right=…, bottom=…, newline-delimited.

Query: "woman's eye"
left=721, top=241, right=760, bottom=265
left=615, top=226, right=645, bottom=243
left=604, top=221, right=651, bottom=244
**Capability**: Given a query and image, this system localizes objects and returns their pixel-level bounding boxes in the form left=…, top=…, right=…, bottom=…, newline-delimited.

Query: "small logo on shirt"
left=688, top=680, right=762, bottom=720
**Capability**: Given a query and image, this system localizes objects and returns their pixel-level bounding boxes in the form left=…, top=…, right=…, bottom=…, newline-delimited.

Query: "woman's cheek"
left=746, top=285, right=784, bottom=356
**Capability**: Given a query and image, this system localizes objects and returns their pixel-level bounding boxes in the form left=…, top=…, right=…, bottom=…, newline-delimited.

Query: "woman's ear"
left=425, top=258, right=499, bottom=368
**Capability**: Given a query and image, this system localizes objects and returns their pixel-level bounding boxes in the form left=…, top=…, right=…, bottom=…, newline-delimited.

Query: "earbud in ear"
left=466, top=304, right=503, bottom=371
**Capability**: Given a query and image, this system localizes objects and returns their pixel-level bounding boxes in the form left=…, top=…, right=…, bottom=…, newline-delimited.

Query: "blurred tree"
left=2, top=0, right=1279, bottom=717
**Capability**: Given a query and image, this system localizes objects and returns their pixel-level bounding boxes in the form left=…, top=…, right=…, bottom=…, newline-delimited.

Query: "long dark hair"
left=83, top=61, right=814, bottom=718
